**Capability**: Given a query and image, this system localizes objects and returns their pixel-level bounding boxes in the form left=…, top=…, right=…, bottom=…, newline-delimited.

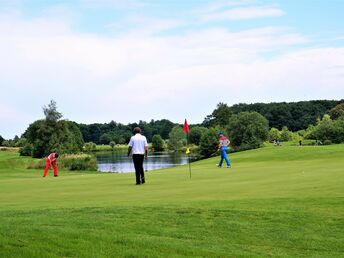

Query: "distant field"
left=0, top=144, right=343, bottom=257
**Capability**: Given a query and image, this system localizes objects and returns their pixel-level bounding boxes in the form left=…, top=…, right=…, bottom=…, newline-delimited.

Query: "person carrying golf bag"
left=217, top=132, right=231, bottom=168
left=43, top=151, right=59, bottom=177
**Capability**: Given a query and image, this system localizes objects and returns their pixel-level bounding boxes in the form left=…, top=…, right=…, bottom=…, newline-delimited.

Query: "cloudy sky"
left=1, top=0, right=344, bottom=139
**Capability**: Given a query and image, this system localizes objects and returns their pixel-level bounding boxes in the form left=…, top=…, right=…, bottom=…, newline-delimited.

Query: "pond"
left=96, top=151, right=189, bottom=173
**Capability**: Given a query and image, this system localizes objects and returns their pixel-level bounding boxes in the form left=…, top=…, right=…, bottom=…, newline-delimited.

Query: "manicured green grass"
left=0, top=145, right=343, bottom=257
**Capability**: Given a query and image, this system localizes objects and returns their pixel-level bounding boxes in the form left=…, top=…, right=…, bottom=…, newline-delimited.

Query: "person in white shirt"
left=127, top=127, right=148, bottom=185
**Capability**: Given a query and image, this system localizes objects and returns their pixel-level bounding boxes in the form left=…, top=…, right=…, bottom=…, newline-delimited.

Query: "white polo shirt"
left=128, top=133, right=148, bottom=155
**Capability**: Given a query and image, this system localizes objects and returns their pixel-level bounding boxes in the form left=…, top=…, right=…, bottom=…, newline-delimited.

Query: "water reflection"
left=96, top=151, right=188, bottom=173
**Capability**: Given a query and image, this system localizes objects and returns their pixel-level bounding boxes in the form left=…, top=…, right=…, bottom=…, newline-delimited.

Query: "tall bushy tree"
left=0, top=135, right=4, bottom=146
left=199, top=128, right=218, bottom=157
left=168, top=126, right=186, bottom=151
left=268, top=128, right=281, bottom=142
left=23, top=101, right=84, bottom=158
left=280, top=126, right=293, bottom=142
left=228, top=112, right=268, bottom=149
left=189, top=126, right=207, bottom=145
left=43, top=100, right=62, bottom=122
left=152, top=134, right=164, bottom=151
left=203, top=102, right=232, bottom=128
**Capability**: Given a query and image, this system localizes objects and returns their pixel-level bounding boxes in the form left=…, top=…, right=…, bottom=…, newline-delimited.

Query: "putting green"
left=0, top=144, right=343, bottom=257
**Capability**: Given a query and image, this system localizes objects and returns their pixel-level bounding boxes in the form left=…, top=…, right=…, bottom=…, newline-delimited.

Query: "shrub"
left=306, top=115, right=344, bottom=143
left=84, top=142, right=97, bottom=152
left=152, top=134, right=164, bottom=151
left=168, top=126, right=186, bottom=151
left=199, top=128, right=218, bottom=158
left=20, top=143, right=34, bottom=156
left=280, top=126, right=293, bottom=142
left=323, top=140, right=332, bottom=145
left=268, top=128, right=281, bottom=142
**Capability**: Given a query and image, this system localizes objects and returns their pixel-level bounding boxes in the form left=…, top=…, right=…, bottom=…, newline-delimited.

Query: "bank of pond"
left=27, top=150, right=190, bottom=173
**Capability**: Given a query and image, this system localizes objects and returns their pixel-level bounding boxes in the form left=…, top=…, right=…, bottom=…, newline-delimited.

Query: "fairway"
left=0, top=145, right=344, bottom=257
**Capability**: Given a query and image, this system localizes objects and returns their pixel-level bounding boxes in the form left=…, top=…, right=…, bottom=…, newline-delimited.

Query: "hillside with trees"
left=228, top=100, right=342, bottom=131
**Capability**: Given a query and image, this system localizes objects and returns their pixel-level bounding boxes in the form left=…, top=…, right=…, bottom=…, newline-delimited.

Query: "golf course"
left=0, top=144, right=343, bottom=257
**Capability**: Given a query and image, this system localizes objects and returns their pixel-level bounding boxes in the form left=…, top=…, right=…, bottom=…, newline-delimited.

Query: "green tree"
left=15, top=137, right=28, bottom=147
left=168, top=126, right=186, bottom=151
left=199, top=128, right=218, bottom=157
left=100, top=133, right=112, bottom=145
left=203, top=102, right=232, bottom=128
left=2, top=140, right=12, bottom=147
left=0, top=135, right=4, bottom=146
left=57, top=121, right=85, bottom=154
left=228, top=112, right=269, bottom=149
left=149, top=119, right=175, bottom=139
left=230, top=100, right=341, bottom=131
left=43, top=99, right=62, bottom=122
left=280, top=126, right=293, bottom=142
left=189, top=126, right=207, bottom=145
left=23, top=101, right=84, bottom=157
left=152, top=134, right=164, bottom=151
left=306, top=114, right=344, bottom=143
left=329, top=103, right=344, bottom=120
left=138, top=121, right=153, bottom=142
left=268, top=128, right=281, bottom=142
left=20, top=143, right=33, bottom=156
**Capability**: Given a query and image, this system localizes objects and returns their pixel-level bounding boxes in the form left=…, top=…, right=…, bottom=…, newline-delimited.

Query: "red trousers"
left=43, top=159, right=58, bottom=177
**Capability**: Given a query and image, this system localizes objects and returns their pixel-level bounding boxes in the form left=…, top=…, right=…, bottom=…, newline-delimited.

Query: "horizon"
left=1, top=0, right=344, bottom=139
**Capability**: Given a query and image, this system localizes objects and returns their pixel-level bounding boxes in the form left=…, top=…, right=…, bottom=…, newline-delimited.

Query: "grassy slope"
left=0, top=145, right=343, bottom=257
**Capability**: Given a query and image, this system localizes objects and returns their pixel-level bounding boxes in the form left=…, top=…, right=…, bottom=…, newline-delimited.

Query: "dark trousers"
left=133, top=154, right=145, bottom=184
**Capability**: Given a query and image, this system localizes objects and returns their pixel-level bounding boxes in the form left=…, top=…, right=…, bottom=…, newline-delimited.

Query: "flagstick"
left=187, top=134, right=191, bottom=179
left=183, top=119, right=192, bottom=179
left=188, top=153, right=191, bottom=179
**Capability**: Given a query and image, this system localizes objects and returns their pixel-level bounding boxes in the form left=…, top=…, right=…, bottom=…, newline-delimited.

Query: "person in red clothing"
left=43, top=152, right=59, bottom=177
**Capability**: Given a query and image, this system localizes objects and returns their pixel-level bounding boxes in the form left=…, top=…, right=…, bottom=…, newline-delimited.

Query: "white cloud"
left=109, top=15, right=185, bottom=36
left=192, top=0, right=256, bottom=14
left=200, top=6, right=285, bottom=21
left=192, top=1, right=284, bottom=22
left=78, top=0, right=146, bottom=9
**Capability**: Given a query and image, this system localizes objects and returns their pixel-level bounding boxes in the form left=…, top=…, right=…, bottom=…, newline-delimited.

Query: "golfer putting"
left=217, top=132, right=231, bottom=168
left=43, top=151, right=59, bottom=177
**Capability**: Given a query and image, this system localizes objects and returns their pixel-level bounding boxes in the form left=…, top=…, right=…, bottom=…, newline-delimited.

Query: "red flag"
left=183, top=119, right=190, bottom=134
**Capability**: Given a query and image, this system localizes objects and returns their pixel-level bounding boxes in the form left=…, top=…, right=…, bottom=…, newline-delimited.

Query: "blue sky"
left=1, top=0, right=343, bottom=139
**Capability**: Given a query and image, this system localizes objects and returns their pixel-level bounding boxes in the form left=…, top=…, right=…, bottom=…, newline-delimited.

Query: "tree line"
left=1, top=99, right=343, bottom=159
left=78, top=119, right=175, bottom=145
left=203, top=100, right=342, bottom=131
